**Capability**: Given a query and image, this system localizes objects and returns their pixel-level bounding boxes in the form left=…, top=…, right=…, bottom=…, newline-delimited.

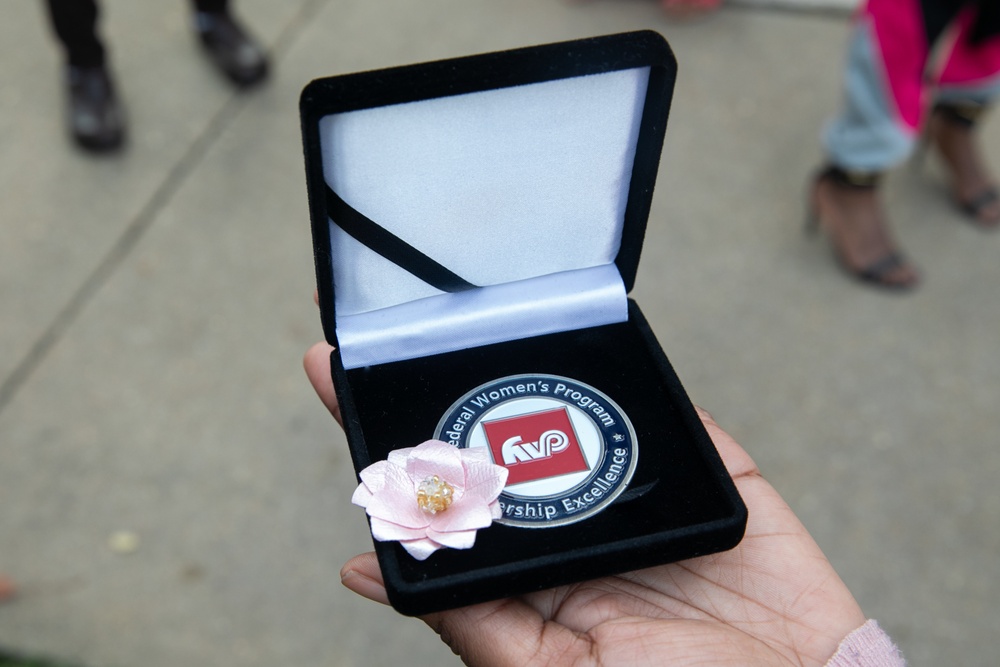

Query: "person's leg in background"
left=43, top=0, right=125, bottom=151
left=927, top=5, right=1000, bottom=226
left=812, top=0, right=969, bottom=290
left=189, top=0, right=269, bottom=87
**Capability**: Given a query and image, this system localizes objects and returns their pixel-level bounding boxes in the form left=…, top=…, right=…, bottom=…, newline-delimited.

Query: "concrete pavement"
left=1, top=1, right=998, bottom=665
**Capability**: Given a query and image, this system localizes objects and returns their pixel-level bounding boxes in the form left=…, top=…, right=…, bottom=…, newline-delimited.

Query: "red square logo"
left=481, top=408, right=589, bottom=485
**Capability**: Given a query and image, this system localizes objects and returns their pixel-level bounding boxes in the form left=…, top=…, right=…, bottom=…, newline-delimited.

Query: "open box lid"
left=301, top=31, right=676, bottom=369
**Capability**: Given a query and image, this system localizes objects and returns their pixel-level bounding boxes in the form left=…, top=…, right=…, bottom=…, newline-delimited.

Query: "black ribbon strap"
left=324, top=185, right=478, bottom=293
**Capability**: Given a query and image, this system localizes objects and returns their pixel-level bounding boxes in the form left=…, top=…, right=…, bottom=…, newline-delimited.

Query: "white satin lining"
left=320, top=67, right=649, bottom=317
left=337, top=264, right=627, bottom=369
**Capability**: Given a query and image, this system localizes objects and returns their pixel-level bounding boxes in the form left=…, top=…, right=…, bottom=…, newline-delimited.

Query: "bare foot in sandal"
left=929, top=103, right=1000, bottom=229
left=810, top=168, right=920, bottom=291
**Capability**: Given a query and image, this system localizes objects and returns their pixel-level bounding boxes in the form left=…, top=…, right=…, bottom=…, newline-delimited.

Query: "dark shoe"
left=194, top=12, right=269, bottom=87
left=66, top=65, right=125, bottom=152
left=928, top=101, right=1000, bottom=229
left=807, top=166, right=920, bottom=292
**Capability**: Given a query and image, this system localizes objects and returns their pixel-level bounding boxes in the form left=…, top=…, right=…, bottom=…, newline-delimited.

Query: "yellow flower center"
left=417, top=475, right=454, bottom=514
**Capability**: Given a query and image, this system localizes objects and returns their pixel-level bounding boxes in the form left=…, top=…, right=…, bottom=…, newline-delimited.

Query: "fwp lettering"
left=501, top=430, right=569, bottom=465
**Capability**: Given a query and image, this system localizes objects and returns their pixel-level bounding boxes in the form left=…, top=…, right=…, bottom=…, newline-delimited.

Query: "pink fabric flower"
left=351, top=440, right=508, bottom=560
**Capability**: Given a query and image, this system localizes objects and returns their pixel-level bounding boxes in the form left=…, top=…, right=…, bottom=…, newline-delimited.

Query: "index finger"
left=304, top=341, right=343, bottom=429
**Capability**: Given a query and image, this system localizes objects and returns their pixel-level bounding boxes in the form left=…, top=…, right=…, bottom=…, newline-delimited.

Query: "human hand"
left=304, top=341, right=865, bottom=666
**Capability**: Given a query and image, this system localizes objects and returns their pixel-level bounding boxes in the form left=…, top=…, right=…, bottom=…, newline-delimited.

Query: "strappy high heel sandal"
left=807, top=166, right=920, bottom=292
left=928, top=101, right=1000, bottom=229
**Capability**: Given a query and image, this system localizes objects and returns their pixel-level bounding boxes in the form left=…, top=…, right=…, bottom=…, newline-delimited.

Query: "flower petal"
left=459, top=447, right=491, bottom=464
left=489, top=500, right=502, bottom=520
left=365, top=464, right=428, bottom=529
left=461, top=459, right=508, bottom=502
left=400, top=537, right=443, bottom=561
left=427, top=527, right=477, bottom=550
left=406, top=441, right=466, bottom=492
left=358, top=460, right=392, bottom=494
left=351, top=484, right=374, bottom=508
left=370, top=516, right=430, bottom=542
left=386, top=447, right=415, bottom=469
left=429, top=499, right=494, bottom=533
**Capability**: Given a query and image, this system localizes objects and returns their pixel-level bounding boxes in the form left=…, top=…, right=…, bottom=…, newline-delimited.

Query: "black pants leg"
left=920, top=0, right=965, bottom=47
left=45, top=0, right=236, bottom=68
left=44, top=0, right=106, bottom=68
left=191, top=0, right=230, bottom=14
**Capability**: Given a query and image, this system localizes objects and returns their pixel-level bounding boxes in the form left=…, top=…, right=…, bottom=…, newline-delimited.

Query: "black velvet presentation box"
left=300, top=31, right=746, bottom=616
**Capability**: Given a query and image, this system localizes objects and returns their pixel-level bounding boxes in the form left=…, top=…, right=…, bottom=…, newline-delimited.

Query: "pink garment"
left=826, top=620, right=906, bottom=667
left=864, top=0, right=928, bottom=131
left=863, top=0, right=1000, bottom=132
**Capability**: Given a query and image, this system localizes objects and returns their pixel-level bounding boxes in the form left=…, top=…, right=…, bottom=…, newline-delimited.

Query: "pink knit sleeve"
left=825, top=620, right=905, bottom=667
